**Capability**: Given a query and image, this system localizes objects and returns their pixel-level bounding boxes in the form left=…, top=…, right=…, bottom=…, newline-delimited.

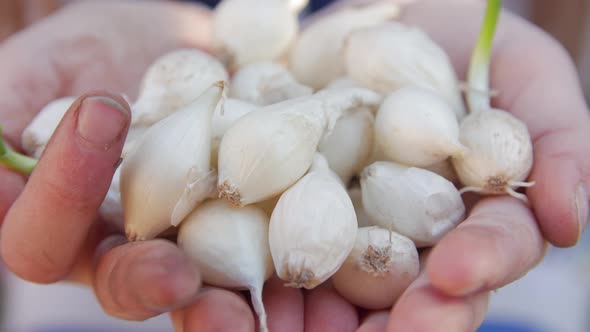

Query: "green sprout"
left=466, top=0, right=502, bottom=113
left=0, top=126, right=37, bottom=175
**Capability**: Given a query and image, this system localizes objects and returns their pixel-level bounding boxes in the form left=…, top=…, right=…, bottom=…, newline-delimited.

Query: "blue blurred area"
left=177, top=0, right=333, bottom=12
left=477, top=320, right=548, bottom=332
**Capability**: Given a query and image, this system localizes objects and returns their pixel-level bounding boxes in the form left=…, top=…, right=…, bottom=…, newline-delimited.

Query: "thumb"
left=0, top=92, right=130, bottom=283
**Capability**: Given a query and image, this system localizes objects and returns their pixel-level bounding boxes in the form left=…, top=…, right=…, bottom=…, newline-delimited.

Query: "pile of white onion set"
left=5, top=1, right=534, bottom=331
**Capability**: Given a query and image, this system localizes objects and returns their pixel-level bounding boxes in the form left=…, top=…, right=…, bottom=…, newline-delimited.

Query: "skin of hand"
left=302, top=1, right=590, bottom=331
left=0, top=1, right=275, bottom=330
left=0, top=1, right=588, bottom=332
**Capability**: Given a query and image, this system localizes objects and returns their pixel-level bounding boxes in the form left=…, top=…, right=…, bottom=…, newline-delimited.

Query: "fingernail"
left=576, top=183, right=589, bottom=238
left=76, top=96, right=130, bottom=149
left=137, top=255, right=201, bottom=312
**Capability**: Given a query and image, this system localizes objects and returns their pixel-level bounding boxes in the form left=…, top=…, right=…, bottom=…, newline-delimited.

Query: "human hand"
left=292, top=1, right=590, bottom=331
left=169, top=1, right=590, bottom=331
left=2, top=1, right=589, bottom=332
left=0, top=2, right=299, bottom=331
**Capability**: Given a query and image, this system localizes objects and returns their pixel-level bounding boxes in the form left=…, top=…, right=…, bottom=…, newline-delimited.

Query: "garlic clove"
left=360, top=161, right=465, bottom=247
left=289, top=2, right=400, bottom=90
left=120, top=82, right=225, bottom=241
left=452, top=108, right=534, bottom=201
left=125, top=49, right=228, bottom=155
left=21, top=96, right=76, bottom=158
left=211, top=98, right=258, bottom=168
left=212, top=0, right=298, bottom=70
left=331, top=226, right=419, bottom=310
left=229, top=62, right=313, bottom=106
left=217, top=100, right=323, bottom=207
left=319, top=78, right=378, bottom=184
left=131, top=49, right=228, bottom=127
left=344, top=22, right=466, bottom=120
left=318, top=107, right=374, bottom=184
left=121, top=125, right=150, bottom=159
left=178, top=199, right=273, bottom=332
left=217, top=87, right=382, bottom=207
left=125, top=98, right=257, bottom=169
left=364, top=141, right=460, bottom=185
left=269, top=154, right=358, bottom=289
left=375, top=87, right=465, bottom=167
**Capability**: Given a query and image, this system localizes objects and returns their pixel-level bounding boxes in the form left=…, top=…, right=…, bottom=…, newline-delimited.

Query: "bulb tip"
left=125, top=228, right=146, bottom=242
left=361, top=244, right=393, bottom=275
left=218, top=180, right=243, bottom=207
left=126, top=231, right=138, bottom=242
left=281, top=254, right=321, bottom=289
left=485, top=175, right=509, bottom=194
left=282, top=273, right=319, bottom=290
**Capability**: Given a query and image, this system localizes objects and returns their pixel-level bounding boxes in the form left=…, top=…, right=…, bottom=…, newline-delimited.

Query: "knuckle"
left=94, top=251, right=152, bottom=322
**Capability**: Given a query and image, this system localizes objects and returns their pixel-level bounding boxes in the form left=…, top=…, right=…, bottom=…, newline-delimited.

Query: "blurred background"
left=1, top=1, right=589, bottom=331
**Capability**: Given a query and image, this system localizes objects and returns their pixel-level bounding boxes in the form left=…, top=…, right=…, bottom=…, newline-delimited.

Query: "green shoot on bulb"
left=466, top=0, right=502, bottom=113
left=0, top=126, right=37, bottom=175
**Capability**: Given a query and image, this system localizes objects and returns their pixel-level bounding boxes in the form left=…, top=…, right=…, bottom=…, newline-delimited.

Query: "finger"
left=93, top=236, right=202, bottom=321
left=304, top=283, right=359, bottom=332
left=65, top=220, right=121, bottom=285
left=356, top=311, right=390, bottom=332
left=180, top=288, right=256, bottom=332
left=526, top=127, right=590, bottom=247
left=491, top=20, right=590, bottom=247
left=0, top=93, right=130, bottom=283
left=427, top=196, right=547, bottom=296
left=263, top=276, right=304, bottom=332
left=387, top=274, right=490, bottom=332
left=170, top=309, right=186, bottom=332
left=0, top=168, right=24, bottom=222
left=399, top=0, right=590, bottom=247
